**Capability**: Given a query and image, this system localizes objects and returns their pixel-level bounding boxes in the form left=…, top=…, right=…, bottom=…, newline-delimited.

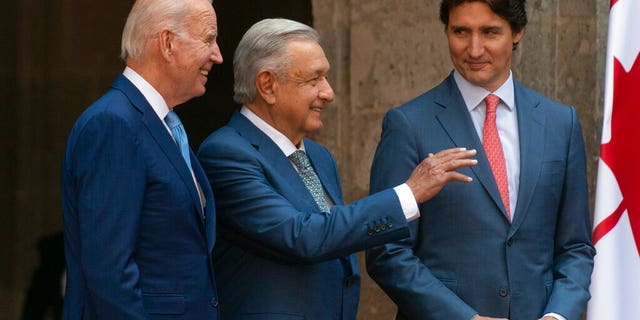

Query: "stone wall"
left=313, top=0, right=605, bottom=318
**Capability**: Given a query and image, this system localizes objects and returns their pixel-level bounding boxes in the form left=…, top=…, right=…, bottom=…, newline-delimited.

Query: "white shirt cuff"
left=544, top=313, right=566, bottom=320
left=393, top=183, right=420, bottom=222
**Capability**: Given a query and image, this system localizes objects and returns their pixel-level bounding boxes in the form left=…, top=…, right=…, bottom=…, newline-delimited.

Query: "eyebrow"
left=480, top=25, right=503, bottom=32
left=204, top=30, right=218, bottom=39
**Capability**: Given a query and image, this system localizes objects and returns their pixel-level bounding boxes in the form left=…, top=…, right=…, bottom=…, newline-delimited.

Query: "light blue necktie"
left=165, top=111, right=193, bottom=172
left=288, top=150, right=330, bottom=213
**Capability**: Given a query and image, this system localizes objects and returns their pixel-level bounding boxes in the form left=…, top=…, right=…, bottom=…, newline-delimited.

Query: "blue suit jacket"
left=61, top=74, right=219, bottom=319
left=197, top=112, right=410, bottom=319
left=366, top=74, right=595, bottom=320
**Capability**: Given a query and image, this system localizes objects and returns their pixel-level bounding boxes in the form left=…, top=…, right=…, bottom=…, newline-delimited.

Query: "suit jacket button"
left=375, top=226, right=381, bottom=232
left=211, top=297, right=219, bottom=307
left=380, top=224, right=386, bottom=231
left=368, top=229, right=374, bottom=235
left=499, top=288, right=508, bottom=297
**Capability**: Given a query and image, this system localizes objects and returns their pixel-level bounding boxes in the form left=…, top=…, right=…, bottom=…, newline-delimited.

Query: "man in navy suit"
left=61, top=0, right=223, bottom=318
left=366, top=1, right=595, bottom=320
left=197, top=18, right=477, bottom=319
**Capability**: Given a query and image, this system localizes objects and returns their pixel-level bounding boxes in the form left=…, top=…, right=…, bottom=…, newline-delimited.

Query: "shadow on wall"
left=20, top=232, right=64, bottom=320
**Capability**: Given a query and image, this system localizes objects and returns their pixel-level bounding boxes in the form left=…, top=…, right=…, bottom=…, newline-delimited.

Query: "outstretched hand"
left=406, top=147, right=477, bottom=203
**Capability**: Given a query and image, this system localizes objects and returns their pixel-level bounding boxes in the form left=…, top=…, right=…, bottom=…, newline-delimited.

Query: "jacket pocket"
left=143, top=293, right=185, bottom=315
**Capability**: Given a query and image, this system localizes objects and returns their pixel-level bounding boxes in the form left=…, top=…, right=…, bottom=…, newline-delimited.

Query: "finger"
left=441, top=158, right=478, bottom=172
left=429, top=147, right=470, bottom=160
left=434, top=148, right=477, bottom=163
left=444, top=171, right=473, bottom=183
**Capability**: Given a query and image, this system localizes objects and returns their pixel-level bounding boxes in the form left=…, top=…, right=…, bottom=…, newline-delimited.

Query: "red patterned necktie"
left=483, top=94, right=510, bottom=221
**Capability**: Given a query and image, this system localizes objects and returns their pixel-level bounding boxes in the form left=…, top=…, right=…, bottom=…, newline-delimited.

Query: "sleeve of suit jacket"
left=542, top=107, right=595, bottom=319
left=67, top=112, right=147, bottom=318
left=197, top=128, right=410, bottom=264
left=366, top=108, right=479, bottom=320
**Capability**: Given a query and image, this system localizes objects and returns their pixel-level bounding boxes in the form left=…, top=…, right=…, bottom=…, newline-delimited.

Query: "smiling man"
left=366, top=1, right=595, bottom=320
left=61, top=0, right=223, bottom=318
left=197, top=18, right=478, bottom=319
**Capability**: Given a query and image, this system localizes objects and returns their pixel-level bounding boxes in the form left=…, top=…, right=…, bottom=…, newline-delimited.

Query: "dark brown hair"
left=439, top=0, right=528, bottom=34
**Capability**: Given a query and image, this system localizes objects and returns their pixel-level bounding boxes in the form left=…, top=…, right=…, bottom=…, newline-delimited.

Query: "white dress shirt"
left=240, top=106, right=419, bottom=221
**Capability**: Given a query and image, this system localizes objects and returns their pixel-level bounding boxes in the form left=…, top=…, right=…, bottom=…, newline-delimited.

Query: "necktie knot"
left=288, top=150, right=329, bottom=213
left=165, top=110, right=182, bottom=129
left=289, top=150, right=312, bottom=171
left=485, top=94, right=501, bottom=114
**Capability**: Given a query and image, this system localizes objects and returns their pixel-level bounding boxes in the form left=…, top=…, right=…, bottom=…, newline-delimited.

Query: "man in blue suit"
left=366, top=1, right=595, bottom=320
left=61, top=0, right=223, bottom=318
left=197, top=18, right=478, bottom=319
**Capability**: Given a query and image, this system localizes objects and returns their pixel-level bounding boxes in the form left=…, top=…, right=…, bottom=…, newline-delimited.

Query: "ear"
left=513, top=27, right=525, bottom=46
left=255, top=70, right=278, bottom=105
left=158, top=29, right=175, bottom=61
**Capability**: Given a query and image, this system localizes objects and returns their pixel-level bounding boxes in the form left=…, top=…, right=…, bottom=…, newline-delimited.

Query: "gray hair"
left=233, top=18, right=320, bottom=104
left=120, top=0, right=212, bottom=60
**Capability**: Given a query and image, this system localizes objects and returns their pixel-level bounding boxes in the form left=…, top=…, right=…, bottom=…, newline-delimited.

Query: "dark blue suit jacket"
left=197, top=112, right=410, bottom=319
left=61, top=74, right=219, bottom=319
left=366, top=74, right=595, bottom=320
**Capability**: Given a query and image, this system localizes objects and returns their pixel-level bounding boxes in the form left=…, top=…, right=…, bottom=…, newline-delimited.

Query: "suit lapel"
left=228, top=112, right=322, bottom=213
left=435, top=76, right=509, bottom=218
left=112, top=75, right=205, bottom=224
left=510, top=81, right=545, bottom=234
left=191, top=152, right=216, bottom=253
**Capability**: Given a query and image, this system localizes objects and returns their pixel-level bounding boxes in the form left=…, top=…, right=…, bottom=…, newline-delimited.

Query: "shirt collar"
left=453, top=70, right=515, bottom=112
left=123, top=66, right=171, bottom=120
left=240, top=106, right=304, bottom=157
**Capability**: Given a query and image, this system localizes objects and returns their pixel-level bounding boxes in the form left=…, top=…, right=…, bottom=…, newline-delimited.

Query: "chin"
left=193, top=87, right=206, bottom=97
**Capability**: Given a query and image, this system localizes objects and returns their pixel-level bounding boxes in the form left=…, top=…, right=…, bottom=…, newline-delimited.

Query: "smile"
left=200, top=70, right=209, bottom=77
left=467, top=61, right=488, bottom=70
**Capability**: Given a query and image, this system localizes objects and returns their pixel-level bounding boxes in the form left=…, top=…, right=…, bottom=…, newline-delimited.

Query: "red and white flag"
left=587, top=0, right=640, bottom=319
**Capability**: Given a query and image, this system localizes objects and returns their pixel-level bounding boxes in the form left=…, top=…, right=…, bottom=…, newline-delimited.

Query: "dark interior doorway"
left=178, top=1, right=313, bottom=149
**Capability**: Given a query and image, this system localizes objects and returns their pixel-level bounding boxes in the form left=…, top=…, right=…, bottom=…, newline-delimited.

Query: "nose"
left=210, top=42, right=223, bottom=64
left=468, top=34, right=484, bottom=58
left=319, top=77, right=334, bottom=102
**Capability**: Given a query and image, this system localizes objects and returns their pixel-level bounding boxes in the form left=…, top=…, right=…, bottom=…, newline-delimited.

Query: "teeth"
left=200, top=70, right=209, bottom=76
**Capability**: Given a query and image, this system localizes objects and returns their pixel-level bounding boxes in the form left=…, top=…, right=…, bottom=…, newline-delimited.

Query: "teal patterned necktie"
left=165, top=111, right=193, bottom=173
left=288, top=150, right=330, bottom=213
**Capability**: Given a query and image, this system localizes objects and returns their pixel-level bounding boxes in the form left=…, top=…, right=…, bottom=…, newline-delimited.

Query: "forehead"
left=448, top=2, right=509, bottom=28
left=285, top=40, right=330, bottom=73
left=186, top=2, right=217, bottom=32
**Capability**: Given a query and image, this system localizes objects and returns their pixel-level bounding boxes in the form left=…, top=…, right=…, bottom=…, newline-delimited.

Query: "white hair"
left=120, top=0, right=212, bottom=60
left=233, top=18, right=320, bottom=104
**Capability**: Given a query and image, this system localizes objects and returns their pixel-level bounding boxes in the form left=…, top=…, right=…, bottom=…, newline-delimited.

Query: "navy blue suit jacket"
left=61, top=74, right=219, bottom=319
left=197, top=112, right=410, bottom=319
left=366, top=74, right=595, bottom=320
